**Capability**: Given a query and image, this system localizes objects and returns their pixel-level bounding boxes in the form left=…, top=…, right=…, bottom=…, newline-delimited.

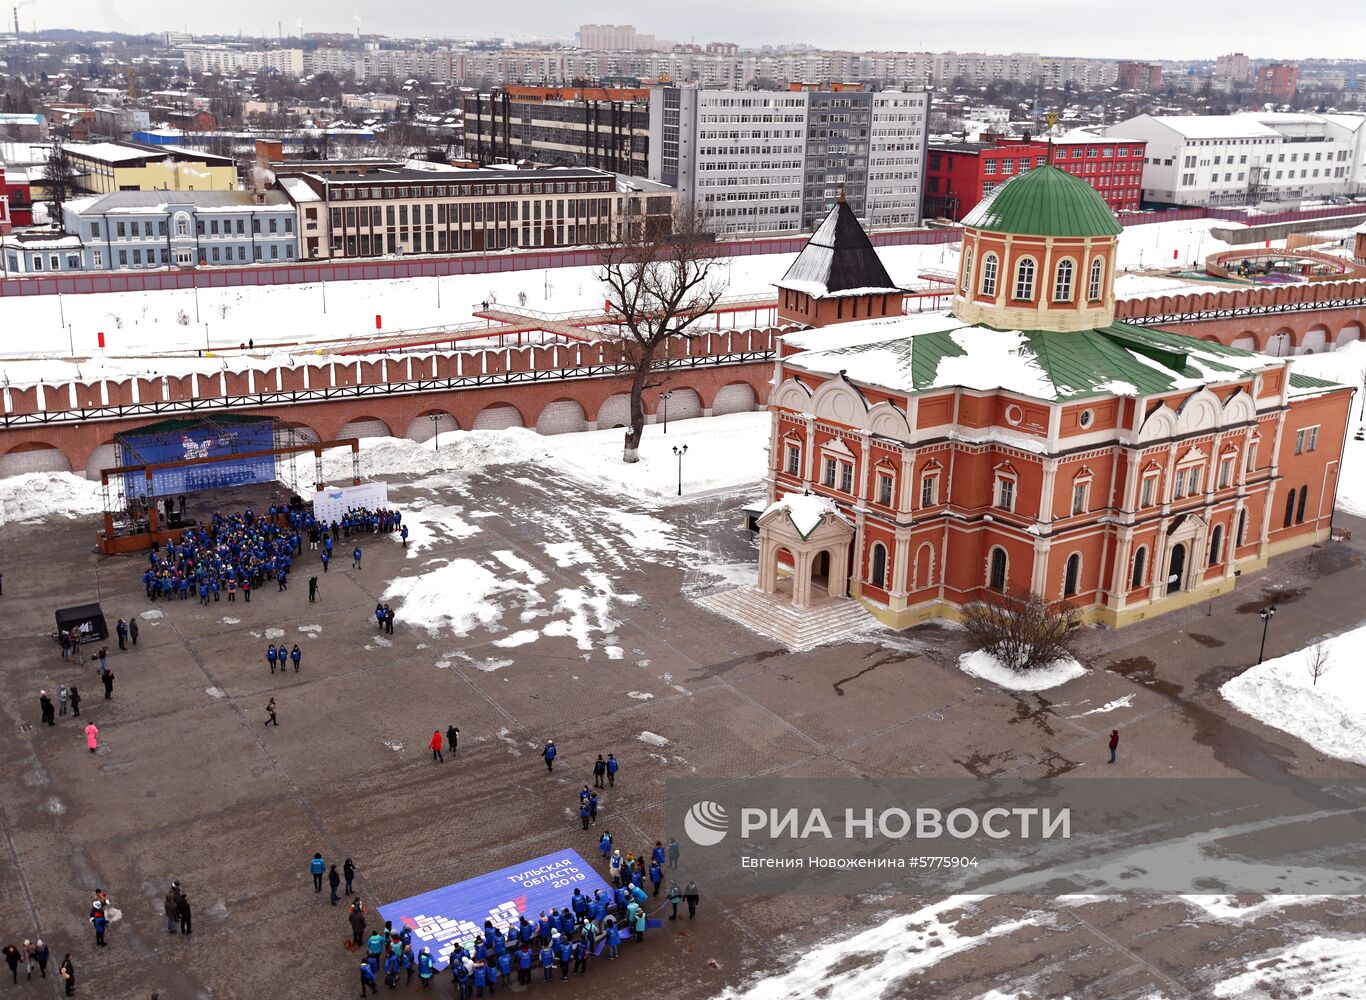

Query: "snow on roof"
left=64, top=142, right=156, bottom=164
left=784, top=313, right=1282, bottom=403
left=2, top=232, right=81, bottom=249
left=277, top=177, right=320, bottom=203
left=1142, top=115, right=1281, bottom=139
left=763, top=493, right=846, bottom=539
left=67, top=190, right=291, bottom=215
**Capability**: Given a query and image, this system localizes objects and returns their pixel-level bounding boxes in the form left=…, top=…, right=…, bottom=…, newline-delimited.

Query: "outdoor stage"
left=94, top=415, right=361, bottom=554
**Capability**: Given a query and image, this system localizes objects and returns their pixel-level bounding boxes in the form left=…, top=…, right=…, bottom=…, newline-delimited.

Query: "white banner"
left=312, top=481, right=391, bottom=524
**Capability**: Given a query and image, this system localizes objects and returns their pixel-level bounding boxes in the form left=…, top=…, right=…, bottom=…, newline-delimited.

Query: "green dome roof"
left=962, top=164, right=1123, bottom=238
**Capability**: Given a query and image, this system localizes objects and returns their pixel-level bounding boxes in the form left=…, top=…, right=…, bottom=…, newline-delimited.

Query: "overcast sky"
left=43, top=0, right=1366, bottom=61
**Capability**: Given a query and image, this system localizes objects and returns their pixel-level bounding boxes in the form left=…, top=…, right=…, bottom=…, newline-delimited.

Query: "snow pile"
left=319, top=430, right=550, bottom=483
left=382, top=559, right=519, bottom=635
left=314, top=411, right=768, bottom=502
left=0, top=471, right=104, bottom=524
left=1221, top=625, right=1366, bottom=765
left=714, top=896, right=1039, bottom=1000
left=763, top=492, right=842, bottom=539
left=959, top=650, right=1086, bottom=691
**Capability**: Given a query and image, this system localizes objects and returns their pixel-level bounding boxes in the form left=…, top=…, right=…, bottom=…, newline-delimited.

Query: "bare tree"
left=42, top=140, right=80, bottom=228
left=597, top=210, right=725, bottom=463
left=962, top=588, right=1082, bottom=674
left=1306, top=644, right=1332, bottom=687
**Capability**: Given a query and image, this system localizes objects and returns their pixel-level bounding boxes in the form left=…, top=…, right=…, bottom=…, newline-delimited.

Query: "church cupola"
left=775, top=195, right=905, bottom=327
left=953, top=165, right=1123, bottom=333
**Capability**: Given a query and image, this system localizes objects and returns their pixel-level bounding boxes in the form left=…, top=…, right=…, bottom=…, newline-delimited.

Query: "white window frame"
left=1053, top=258, right=1075, bottom=303
left=822, top=456, right=837, bottom=488
left=979, top=252, right=998, bottom=297
left=784, top=443, right=801, bottom=476
left=876, top=472, right=895, bottom=507
left=838, top=461, right=854, bottom=494
left=920, top=473, right=939, bottom=508
left=995, top=473, right=1016, bottom=512
left=1013, top=256, right=1036, bottom=301
left=1071, top=479, right=1089, bottom=516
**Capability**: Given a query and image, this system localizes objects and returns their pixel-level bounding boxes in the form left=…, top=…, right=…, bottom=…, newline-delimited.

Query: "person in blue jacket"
left=402, top=944, right=416, bottom=985
left=542, top=740, right=556, bottom=772
left=516, top=944, right=533, bottom=986
left=555, top=933, right=572, bottom=982
left=539, top=940, right=554, bottom=981
left=652, top=840, right=667, bottom=868
left=290, top=645, right=302, bottom=672
left=605, top=753, right=619, bottom=786
left=485, top=955, right=500, bottom=994
left=649, top=860, right=664, bottom=896
left=536, top=911, right=550, bottom=948
left=360, top=961, right=378, bottom=996
left=605, top=917, right=621, bottom=960
left=267, top=644, right=278, bottom=674
left=383, top=950, right=400, bottom=988
left=599, top=830, right=613, bottom=860
left=571, top=936, right=588, bottom=975
left=321, top=550, right=330, bottom=573
left=497, top=949, right=512, bottom=985
left=353, top=545, right=363, bottom=569
left=309, top=852, right=326, bottom=891
left=401, top=525, right=409, bottom=547
left=579, top=799, right=591, bottom=830
left=631, top=882, right=649, bottom=906
left=570, top=888, right=587, bottom=918
left=417, top=947, right=433, bottom=989
left=471, top=959, right=487, bottom=998
left=451, top=957, right=470, bottom=999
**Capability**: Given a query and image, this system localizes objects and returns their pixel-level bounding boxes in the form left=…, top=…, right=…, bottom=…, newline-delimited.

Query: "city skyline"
left=36, top=0, right=1366, bottom=61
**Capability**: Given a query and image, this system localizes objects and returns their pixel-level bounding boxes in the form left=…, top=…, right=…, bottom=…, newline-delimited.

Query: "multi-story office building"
left=62, top=190, right=299, bottom=270
left=648, top=84, right=928, bottom=236
left=462, top=87, right=651, bottom=175
left=1215, top=52, right=1251, bottom=85
left=1106, top=112, right=1366, bottom=207
left=274, top=165, right=676, bottom=259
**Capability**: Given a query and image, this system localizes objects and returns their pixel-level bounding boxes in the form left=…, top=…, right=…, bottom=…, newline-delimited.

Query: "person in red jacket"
left=429, top=730, right=444, bottom=763
left=1108, top=730, right=1119, bottom=764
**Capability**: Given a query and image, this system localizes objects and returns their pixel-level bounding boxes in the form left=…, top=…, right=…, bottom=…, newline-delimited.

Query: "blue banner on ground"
left=119, top=420, right=276, bottom=497
left=378, top=849, right=613, bottom=971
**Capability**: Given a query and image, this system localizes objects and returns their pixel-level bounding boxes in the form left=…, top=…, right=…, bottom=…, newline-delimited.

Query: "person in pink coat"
left=84, top=723, right=99, bottom=753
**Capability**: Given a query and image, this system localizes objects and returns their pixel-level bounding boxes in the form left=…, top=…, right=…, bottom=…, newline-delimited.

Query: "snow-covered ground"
left=0, top=218, right=1261, bottom=365
left=314, top=410, right=769, bottom=502
left=958, top=650, right=1087, bottom=691
left=1221, top=623, right=1366, bottom=766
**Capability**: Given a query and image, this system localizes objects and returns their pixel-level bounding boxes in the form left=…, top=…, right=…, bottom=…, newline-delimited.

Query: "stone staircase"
left=695, top=586, right=882, bottom=650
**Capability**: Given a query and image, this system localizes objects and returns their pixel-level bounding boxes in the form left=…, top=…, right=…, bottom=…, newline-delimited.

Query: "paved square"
left=3, top=463, right=1366, bottom=998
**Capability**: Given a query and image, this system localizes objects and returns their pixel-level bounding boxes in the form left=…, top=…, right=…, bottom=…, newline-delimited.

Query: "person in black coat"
left=39, top=691, right=55, bottom=726
left=344, top=858, right=356, bottom=896
left=349, top=903, right=368, bottom=947
left=102, top=671, right=114, bottom=699
left=59, top=955, right=75, bottom=996
left=69, top=686, right=81, bottom=717
left=177, top=893, right=192, bottom=935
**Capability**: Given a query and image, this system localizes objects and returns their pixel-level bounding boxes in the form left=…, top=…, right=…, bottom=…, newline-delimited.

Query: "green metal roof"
left=785, top=318, right=1285, bottom=403
left=962, top=164, right=1123, bottom=238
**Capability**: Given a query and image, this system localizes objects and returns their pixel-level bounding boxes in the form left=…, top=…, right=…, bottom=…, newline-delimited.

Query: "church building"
left=756, top=165, right=1351, bottom=629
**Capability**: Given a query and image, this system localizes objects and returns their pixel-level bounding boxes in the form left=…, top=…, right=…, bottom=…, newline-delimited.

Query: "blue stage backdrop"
left=117, top=418, right=276, bottom=498
left=379, top=849, right=612, bottom=970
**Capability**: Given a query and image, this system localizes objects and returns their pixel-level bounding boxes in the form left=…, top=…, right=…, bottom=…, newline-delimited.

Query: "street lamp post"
left=673, top=444, right=688, bottom=497
left=1257, top=605, right=1276, bottom=664
left=430, top=413, right=442, bottom=451
left=661, top=391, right=673, bottom=434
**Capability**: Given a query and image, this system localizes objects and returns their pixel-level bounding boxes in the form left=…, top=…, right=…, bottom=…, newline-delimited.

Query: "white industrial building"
left=1105, top=112, right=1366, bottom=207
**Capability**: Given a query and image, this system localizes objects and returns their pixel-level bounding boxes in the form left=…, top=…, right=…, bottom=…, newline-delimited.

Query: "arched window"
left=1063, top=552, right=1081, bottom=597
left=1237, top=508, right=1247, bottom=547
left=1283, top=491, right=1295, bottom=528
left=988, top=547, right=1007, bottom=592
left=870, top=543, right=887, bottom=588
left=175, top=214, right=189, bottom=237
left=980, top=252, right=998, bottom=297
left=1209, top=524, right=1224, bottom=566
left=1053, top=259, right=1075, bottom=302
left=1013, top=257, right=1036, bottom=301
left=1088, top=257, right=1104, bottom=301
left=1296, top=485, right=1309, bottom=524
left=961, top=245, right=974, bottom=292
left=1131, top=546, right=1147, bottom=589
